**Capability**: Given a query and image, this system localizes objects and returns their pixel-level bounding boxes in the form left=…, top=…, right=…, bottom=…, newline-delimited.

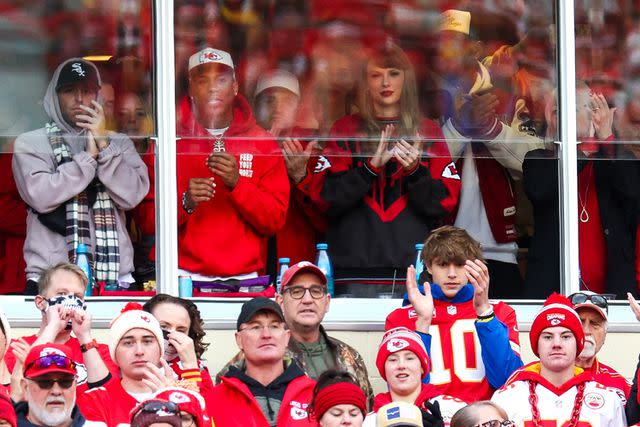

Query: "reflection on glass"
left=574, top=2, right=640, bottom=299
left=0, top=1, right=155, bottom=295
left=171, top=1, right=559, bottom=299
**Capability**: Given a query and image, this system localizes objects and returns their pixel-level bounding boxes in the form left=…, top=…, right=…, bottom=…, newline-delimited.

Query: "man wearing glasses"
left=492, top=294, right=626, bottom=426
left=215, top=262, right=372, bottom=405
left=570, top=291, right=631, bottom=402
left=15, top=343, right=85, bottom=427
left=210, top=297, right=315, bottom=427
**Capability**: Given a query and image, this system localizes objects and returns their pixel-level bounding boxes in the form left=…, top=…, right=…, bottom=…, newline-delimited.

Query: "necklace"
left=578, top=163, right=593, bottom=223
left=212, top=133, right=226, bottom=152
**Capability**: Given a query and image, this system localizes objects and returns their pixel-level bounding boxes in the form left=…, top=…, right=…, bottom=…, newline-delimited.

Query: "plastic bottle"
left=276, top=258, right=290, bottom=293
left=315, top=243, right=334, bottom=297
left=415, top=243, right=424, bottom=284
left=76, top=244, right=93, bottom=296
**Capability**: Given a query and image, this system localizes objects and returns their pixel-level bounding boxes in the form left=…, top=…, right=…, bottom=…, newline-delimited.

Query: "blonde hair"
left=358, top=42, right=421, bottom=138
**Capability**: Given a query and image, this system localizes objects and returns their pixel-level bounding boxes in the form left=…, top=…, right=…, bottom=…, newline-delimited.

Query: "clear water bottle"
left=76, top=244, right=93, bottom=296
left=415, top=243, right=424, bottom=284
left=276, top=257, right=290, bottom=293
left=315, top=243, right=334, bottom=297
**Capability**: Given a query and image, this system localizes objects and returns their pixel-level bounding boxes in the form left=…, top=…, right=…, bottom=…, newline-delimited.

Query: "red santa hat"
left=376, top=327, right=430, bottom=381
left=109, top=302, right=163, bottom=363
left=529, top=293, right=585, bottom=357
left=154, top=387, right=209, bottom=427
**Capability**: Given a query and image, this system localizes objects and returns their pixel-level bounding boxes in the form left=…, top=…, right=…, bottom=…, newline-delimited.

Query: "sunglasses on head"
left=568, top=292, right=608, bottom=311
left=24, top=354, right=76, bottom=376
left=133, top=400, right=180, bottom=419
left=477, top=421, right=515, bottom=427
left=25, top=376, right=75, bottom=390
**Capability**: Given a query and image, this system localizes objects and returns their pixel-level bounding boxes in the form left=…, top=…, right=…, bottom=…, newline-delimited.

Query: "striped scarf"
left=46, top=121, right=120, bottom=285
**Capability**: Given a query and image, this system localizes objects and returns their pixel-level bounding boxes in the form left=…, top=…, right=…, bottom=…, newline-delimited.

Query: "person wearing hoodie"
left=11, top=58, right=149, bottom=293
left=175, top=47, right=289, bottom=282
left=210, top=297, right=316, bottom=427
left=491, top=294, right=626, bottom=426
left=385, top=226, right=522, bottom=403
left=15, top=344, right=86, bottom=427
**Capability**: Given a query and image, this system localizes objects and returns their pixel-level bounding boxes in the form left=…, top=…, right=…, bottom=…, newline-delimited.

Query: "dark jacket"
left=523, top=146, right=640, bottom=298
left=15, top=401, right=86, bottom=427
left=626, top=353, right=640, bottom=425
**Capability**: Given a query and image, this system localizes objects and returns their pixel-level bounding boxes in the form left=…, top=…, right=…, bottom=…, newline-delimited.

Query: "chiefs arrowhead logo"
left=314, top=155, right=331, bottom=173
left=387, top=338, right=409, bottom=353
left=168, top=392, right=190, bottom=404
left=441, top=161, right=460, bottom=180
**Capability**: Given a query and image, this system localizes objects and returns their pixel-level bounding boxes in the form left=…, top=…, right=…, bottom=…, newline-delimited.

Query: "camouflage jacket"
left=216, top=326, right=374, bottom=409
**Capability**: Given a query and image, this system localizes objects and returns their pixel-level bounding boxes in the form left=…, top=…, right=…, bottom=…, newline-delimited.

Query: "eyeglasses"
left=133, top=400, right=180, bottom=420
left=25, top=376, right=75, bottom=390
left=568, top=292, right=608, bottom=311
left=24, top=355, right=76, bottom=376
left=476, top=421, right=515, bottom=427
left=180, top=413, right=195, bottom=427
left=283, top=285, right=326, bottom=299
left=239, top=323, right=286, bottom=335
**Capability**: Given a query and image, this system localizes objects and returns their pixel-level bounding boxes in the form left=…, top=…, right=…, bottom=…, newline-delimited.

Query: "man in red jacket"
left=210, top=297, right=316, bottom=427
left=177, top=47, right=289, bottom=282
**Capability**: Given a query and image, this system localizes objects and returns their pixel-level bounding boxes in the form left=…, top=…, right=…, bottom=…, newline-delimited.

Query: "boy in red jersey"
left=386, top=225, right=522, bottom=402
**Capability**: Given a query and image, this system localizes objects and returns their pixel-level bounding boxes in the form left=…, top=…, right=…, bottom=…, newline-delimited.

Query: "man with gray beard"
left=14, top=343, right=85, bottom=427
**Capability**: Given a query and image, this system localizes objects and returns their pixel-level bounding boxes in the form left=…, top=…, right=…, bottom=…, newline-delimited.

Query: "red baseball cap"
left=23, top=344, right=77, bottom=378
left=280, top=261, right=327, bottom=290
left=0, top=394, right=16, bottom=427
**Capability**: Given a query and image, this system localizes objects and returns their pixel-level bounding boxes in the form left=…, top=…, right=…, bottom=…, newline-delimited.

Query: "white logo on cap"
left=40, top=347, right=66, bottom=358
left=387, top=338, right=409, bottom=352
left=168, top=391, right=190, bottom=404
left=200, top=50, right=222, bottom=64
left=71, top=63, right=85, bottom=77
left=296, top=261, right=312, bottom=268
left=546, top=313, right=565, bottom=325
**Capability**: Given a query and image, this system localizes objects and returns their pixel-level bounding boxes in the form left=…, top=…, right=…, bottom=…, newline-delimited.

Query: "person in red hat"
left=492, top=293, right=626, bottom=426
left=130, top=398, right=182, bottom=427
left=569, top=291, right=631, bottom=401
left=153, top=386, right=210, bottom=427
left=16, top=343, right=85, bottom=427
left=365, top=327, right=464, bottom=427
left=0, top=393, right=16, bottom=427
left=216, top=261, right=372, bottom=405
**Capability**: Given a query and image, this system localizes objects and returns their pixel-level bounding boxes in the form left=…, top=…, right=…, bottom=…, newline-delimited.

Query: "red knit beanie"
left=529, top=293, right=585, bottom=357
left=312, top=382, right=367, bottom=421
left=376, top=327, right=430, bottom=381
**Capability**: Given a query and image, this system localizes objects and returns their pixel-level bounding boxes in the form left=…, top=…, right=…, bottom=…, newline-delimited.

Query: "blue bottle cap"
left=278, top=257, right=290, bottom=263
left=316, top=243, right=328, bottom=250
left=77, top=243, right=88, bottom=253
left=415, top=243, right=424, bottom=250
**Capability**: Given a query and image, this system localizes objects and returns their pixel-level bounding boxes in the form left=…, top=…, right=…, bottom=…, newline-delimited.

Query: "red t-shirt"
left=78, top=378, right=142, bottom=427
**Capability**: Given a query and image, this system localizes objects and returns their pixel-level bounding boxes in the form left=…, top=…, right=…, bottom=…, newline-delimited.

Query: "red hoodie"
left=174, top=95, right=289, bottom=277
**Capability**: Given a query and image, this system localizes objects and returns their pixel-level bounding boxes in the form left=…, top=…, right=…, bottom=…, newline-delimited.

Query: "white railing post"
left=153, top=0, right=179, bottom=295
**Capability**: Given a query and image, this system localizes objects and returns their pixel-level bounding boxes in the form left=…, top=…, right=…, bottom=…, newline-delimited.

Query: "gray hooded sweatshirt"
left=12, top=58, right=150, bottom=281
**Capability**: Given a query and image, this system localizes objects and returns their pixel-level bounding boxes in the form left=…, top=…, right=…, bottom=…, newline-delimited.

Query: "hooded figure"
left=12, top=58, right=149, bottom=289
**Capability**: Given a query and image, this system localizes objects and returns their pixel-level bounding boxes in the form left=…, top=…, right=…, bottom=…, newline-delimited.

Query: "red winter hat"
left=376, top=327, right=430, bottom=381
left=529, top=293, right=585, bottom=357
left=154, top=387, right=209, bottom=427
left=280, top=261, right=327, bottom=290
left=0, top=394, right=16, bottom=427
left=23, top=343, right=77, bottom=378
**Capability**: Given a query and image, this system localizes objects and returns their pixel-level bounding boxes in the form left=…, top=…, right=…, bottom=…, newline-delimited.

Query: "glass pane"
left=574, top=1, right=639, bottom=299
left=0, top=1, right=155, bottom=296
left=173, top=0, right=558, bottom=299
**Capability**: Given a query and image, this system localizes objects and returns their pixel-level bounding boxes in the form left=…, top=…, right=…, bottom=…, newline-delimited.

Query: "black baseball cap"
left=236, top=297, right=285, bottom=330
left=56, top=60, right=100, bottom=91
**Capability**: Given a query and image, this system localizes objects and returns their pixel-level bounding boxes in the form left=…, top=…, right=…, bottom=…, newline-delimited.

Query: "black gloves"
left=421, top=400, right=445, bottom=427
